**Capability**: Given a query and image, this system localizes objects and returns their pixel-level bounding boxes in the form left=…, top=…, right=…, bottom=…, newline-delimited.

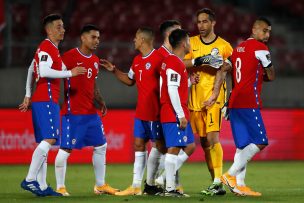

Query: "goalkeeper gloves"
left=192, top=54, right=224, bottom=69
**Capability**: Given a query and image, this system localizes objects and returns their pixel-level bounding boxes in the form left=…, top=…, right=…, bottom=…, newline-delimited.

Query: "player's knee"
left=94, top=143, right=107, bottom=154
left=184, top=143, right=196, bottom=156
left=200, top=137, right=209, bottom=148
left=257, top=144, right=267, bottom=151
left=44, top=138, right=57, bottom=145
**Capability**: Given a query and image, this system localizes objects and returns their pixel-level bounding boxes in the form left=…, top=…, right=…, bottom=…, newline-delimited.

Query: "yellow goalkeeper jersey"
left=184, top=35, right=233, bottom=111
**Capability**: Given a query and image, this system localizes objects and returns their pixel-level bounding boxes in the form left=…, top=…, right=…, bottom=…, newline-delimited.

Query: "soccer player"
left=159, top=29, right=196, bottom=197
left=183, top=8, right=233, bottom=196
left=100, top=27, right=164, bottom=196
left=221, top=17, right=275, bottom=196
left=19, top=14, right=86, bottom=196
left=54, top=24, right=118, bottom=196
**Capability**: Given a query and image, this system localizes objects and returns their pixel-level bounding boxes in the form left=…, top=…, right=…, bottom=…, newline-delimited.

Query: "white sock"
left=165, top=154, right=177, bottom=192
left=236, top=165, right=247, bottom=186
left=157, top=154, right=165, bottom=176
left=176, top=149, right=188, bottom=170
left=132, top=151, right=147, bottom=188
left=37, top=155, right=48, bottom=190
left=93, top=143, right=107, bottom=187
left=228, top=144, right=260, bottom=176
left=26, top=141, right=51, bottom=181
left=55, top=149, right=70, bottom=189
left=146, top=147, right=161, bottom=186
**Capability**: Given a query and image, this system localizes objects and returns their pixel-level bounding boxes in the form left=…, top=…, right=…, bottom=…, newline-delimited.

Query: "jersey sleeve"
left=38, top=51, right=53, bottom=69
left=223, top=42, right=233, bottom=60
left=166, top=59, right=181, bottom=87
left=254, top=44, right=272, bottom=68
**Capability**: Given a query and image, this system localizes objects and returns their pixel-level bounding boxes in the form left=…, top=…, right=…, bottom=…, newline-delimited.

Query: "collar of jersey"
left=76, top=48, right=92, bottom=58
left=199, top=35, right=218, bottom=45
left=142, top=49, right=155, bottom=59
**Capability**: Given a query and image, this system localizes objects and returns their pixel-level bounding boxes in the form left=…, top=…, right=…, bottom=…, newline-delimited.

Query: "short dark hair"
left=169, top=29, right=189, bottom=49
left=43, top=14, right=62, bottom=27
left=138, top=27, right=155, bottom=41
left=159, top=20, right=181, bottom=38
left=196, top=8, right=216, bottom=21
left=256, top=16, right=271, bottom=26
left=80, top=24, right=100, bottom=35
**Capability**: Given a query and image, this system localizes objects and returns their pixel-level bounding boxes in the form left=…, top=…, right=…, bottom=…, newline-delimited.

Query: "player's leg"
left=222, top=109, right=267, bottom=196
left=201, top=107, right=225, bottom=196
left=55, top=148, right=71, bottom=196
left=115, top=119, right=147, bottom=196
left=21, top=102, right=61, bottom=196
left=161, top=122, right=192, bottom=197
left=145, top=121, right=164, bottom=195
left=190, top=110, right=215, bottom=180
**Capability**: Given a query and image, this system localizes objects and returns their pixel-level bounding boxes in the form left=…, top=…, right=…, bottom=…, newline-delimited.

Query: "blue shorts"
left=134, top=118, right=163, bottom=142
left=162, top=122, right=194, bottom=148
left=230, top=108, right=268, bottom=149
left=31, top=101, right=60, bottom=144
left=60, top=114, right=107, bottom=149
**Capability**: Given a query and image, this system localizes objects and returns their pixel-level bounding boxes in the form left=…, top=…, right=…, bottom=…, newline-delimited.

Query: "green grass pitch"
left=1, top=161, right=303, bottom=203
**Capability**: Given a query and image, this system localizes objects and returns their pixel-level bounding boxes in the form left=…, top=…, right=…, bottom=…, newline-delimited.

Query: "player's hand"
left=71, top=66, right=87, bottom=76
left=203, top=91, right=219, bottom=107
left=221, top=101, right=230, bottom=120
left=19, top=96, right=31, bottom=112
left=190, top=72, right=200, bottom=85
left=100, top=59, right=116, bottom=72
left=178, top=117, right=188, bottom=130
left=100, top=101, right=107, bottom=117
left=194, top=54, right=223, bottom=69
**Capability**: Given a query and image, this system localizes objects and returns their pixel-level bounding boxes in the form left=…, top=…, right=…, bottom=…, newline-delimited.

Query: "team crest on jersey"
left=41, top=55, right=48, bottom=61
left=145, top=62, right=151, bottom=70
left=210, top=48, right=219, bottom=56
left=161, top=63, right=166, bottom=70
left=94, top=62, right=99, bottom=70
left=183, top=136, right=187, bottom=143
left=170, top=74, right=178, bottom=82
left=72, top=139, right=76, bottom=145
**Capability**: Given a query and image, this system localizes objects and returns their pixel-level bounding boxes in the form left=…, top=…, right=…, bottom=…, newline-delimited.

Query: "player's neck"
left=200, top=32, right=216, bottom=44
left=79, top=46, right=93, bottom=56
left=140, top=46, right=153, bottom=57
left=163, top=40, right=172, bottom=52
left=172, top=49, right=185, bottom=61
left=47, top=37, right=60, bottom=47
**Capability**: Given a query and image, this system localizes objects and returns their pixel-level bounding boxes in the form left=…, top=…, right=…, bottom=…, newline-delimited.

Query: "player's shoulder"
left=249, top=38, right=268, bottom=50
left=63, top=48, right=77, bottom=57
left=217, top=36, right=232, bottom=47
left=39, top=39, right=58, bottom=53
left=189, top=35, right=200, bottom=43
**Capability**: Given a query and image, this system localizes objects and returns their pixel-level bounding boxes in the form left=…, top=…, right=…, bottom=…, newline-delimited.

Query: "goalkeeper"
left=183, top=8, right=232, bottom=196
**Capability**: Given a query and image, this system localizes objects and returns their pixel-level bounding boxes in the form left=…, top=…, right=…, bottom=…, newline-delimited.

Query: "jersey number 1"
left=236, top=57, right=241, bottom=83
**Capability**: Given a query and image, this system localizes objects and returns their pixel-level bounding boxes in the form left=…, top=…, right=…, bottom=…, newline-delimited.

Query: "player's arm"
left=263, top=66, right=275, bottom=82
left=204, top=59, right=232, bottom=107
left=255, top=50, right=275, bottom=82
left=166, top=68, right=187, bottom=129
left=38, top=51, right=86, bottom=78
left=183, top=55, right=223, bottom=69
left=19, top=59, right=35, bottom=112
left=94, top=81, right=107, bottom=117
left=100, top=59, right=135, bottom=86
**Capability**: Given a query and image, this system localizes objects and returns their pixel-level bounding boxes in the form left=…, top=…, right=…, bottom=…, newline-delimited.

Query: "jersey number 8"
left=236, top=57, right=241, bottom=83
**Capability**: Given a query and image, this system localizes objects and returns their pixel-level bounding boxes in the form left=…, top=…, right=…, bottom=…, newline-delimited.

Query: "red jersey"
left=32, top=39, right=64, bottom=103
left=160, top=54, right=190, bottom=122
left=61, top=48, right=100, bottom=115
left=128, top=49, right=164, bottom=121
left=229, top=38, right=272, bottom=108
left=157, top=45, right=171, bottom=58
